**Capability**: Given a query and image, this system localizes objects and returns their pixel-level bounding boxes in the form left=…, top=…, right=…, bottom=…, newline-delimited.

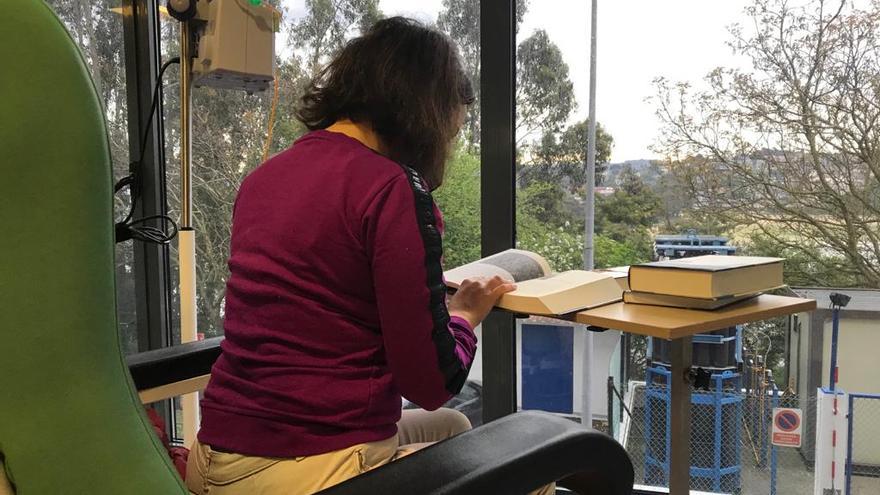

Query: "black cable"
left=117, top=215, right=179, bottom=245
left=115, top=57, right=180, bottom=243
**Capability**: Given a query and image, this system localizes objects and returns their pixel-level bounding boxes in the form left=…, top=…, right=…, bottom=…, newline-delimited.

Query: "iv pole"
left=178, top=16, right=200, bottom=449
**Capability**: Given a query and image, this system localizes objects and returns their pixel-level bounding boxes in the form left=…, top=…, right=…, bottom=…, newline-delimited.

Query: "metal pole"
left=581, top=328, right=594, bottom=427
left=829, top=305, right=842, bottom=493
left=607, top=376, right=615, bottom=439
left=771, top=385, right=779, bottom=495
left=178, top=19, right=199, bottom=447
left=669, top=336, right=693, bottom=495
left=584, top=0, right=597, bottom=270
left=180, top=23, right=193, bottom=229
left=830, top=306, right=840, bottom=392
left=580, top=0, right=599, bottom=433
left=845, top=393, right=855, bottom=495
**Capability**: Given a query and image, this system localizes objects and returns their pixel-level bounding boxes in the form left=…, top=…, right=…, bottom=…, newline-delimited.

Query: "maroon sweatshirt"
left=197, top=129, right=477, bottom=457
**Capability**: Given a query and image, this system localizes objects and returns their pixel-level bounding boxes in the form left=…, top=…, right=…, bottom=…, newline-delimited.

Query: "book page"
left=478, top=249, right=551, bottom=281
left=444, top=249, right=551, bottom=287
left=444, top=263, right=513, bottom=288
left=511, top=271, right=611, bottom=297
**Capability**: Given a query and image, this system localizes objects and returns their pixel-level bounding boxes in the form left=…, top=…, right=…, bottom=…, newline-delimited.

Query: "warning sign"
left=772, top=407, right=803, bottom=447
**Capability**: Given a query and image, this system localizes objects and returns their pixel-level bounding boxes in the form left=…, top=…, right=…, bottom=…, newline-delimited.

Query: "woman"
left=185, top=17, right=523, bottom=494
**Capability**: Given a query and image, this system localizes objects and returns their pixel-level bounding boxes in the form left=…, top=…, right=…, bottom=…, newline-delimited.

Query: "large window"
left=46, top=0, right=139, bottom=354
left=507, top=1, right=880, bottom=493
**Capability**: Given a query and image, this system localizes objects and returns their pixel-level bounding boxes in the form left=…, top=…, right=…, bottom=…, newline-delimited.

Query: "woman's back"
left=198, top=128, right=473, bottom=457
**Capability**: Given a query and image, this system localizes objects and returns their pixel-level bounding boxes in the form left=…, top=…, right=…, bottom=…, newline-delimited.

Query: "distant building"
left=595, top=186, right=615, bottom=196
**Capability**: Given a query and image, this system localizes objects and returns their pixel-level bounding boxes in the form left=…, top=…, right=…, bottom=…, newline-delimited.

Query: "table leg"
left=669, top=336, right=693, bottom=495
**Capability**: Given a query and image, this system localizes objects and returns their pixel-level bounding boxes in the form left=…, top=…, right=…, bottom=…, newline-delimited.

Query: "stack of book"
left=624, top=255, right=784, bottom=310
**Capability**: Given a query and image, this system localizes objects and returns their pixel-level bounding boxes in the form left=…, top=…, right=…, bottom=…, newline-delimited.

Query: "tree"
left=523, top=119, right=614, bottom=189
left=291, top=0, right=382, bottom=78
left=437, top=0, right=528, bottom=149
left=654, top=0, right=880, bottom=288
left=516, top=29, right=575, bottom=143
left=595, top=166, right=662, bottom=263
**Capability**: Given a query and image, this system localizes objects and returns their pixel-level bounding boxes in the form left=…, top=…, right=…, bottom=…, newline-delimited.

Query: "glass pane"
left=417, top=0, right=485, bottom=425
left=513, top=0, right=591, bottom=428
left=46, top=0, right=138, bottom=354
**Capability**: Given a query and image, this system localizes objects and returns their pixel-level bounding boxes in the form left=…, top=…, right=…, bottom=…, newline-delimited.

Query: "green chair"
left=0, top=1, right=186, bottom=493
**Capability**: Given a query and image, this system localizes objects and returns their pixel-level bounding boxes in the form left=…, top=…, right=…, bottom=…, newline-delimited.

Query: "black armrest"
left=126, top=337, right=223, bottom=390
left=315, top=410, right=634, bottom=495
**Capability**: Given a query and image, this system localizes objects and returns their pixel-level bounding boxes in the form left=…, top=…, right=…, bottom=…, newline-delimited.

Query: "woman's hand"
left=447, top=276, right=517, bottom=328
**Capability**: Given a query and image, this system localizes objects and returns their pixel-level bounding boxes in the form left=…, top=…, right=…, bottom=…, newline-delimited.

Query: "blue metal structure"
left=653, top=230, right=737, bottom=260
left=644, top=367, right=743, bottom=492
left=770, top=385, right=779, bottom=495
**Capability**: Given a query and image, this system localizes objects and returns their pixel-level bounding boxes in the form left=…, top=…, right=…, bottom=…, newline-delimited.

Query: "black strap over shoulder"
left=397, top=164, right=469, bottom=395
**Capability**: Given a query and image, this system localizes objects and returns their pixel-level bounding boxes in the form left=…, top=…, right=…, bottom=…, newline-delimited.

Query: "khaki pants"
left=0, top=460, right=13, bottom=495
left=186, top=408, right=554, bottom=495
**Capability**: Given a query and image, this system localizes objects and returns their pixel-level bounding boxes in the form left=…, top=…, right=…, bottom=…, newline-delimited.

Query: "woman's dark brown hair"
left=297, top=17, right=474, bottom=189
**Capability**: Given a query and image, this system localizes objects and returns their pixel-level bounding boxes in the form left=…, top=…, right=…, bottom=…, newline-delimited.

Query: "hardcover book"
left=444, top=249, right=622, bottom=316
left=628, top=255, right=783, bottom=299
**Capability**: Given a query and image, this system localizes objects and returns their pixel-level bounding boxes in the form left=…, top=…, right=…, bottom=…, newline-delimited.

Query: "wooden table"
left=574, top=294, right=816, bottom=495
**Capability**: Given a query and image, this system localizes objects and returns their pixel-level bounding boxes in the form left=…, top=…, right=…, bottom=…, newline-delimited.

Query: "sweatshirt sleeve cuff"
left=449, top=315, right=475, bottom=334
left=448, top=315, right=478, bottom=370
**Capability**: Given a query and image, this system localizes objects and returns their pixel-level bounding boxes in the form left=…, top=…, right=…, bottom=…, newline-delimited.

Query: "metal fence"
left=846, top=393, right=880, bottom=495
left=613, top=377, right=824, bottom=494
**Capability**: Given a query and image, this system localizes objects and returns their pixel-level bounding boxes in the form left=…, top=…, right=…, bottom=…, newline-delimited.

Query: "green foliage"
left=518, top=181, right=571, bottom=226
left=437, top=148, right=652, bottom=273
left=595, top=235, right=647, bottom=269
left=593, top=166, right=662, bottom=264
left=517, top=219, right=582, bottom=271
left=434, top=145, right=482, bottom=269
left=515, top=177, right=652, bottom=271
left=516, top=220, right=649, bottom=271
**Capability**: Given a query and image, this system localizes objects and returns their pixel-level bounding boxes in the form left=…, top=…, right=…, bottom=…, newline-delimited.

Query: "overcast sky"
left=284, top=1, right=757, bottom=162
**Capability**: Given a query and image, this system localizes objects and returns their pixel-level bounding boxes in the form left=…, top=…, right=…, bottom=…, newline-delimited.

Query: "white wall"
left=820, top=318, right=880, bottom=394
left=820, top=316, right=880, bottom=465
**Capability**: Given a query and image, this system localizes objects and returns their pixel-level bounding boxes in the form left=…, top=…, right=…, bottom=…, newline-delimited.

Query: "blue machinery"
left=644, top=333, right=745, bottom=493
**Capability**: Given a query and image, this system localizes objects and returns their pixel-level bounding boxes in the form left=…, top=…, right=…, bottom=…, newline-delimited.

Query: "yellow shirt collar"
left=326, top=119, right=384, bottom=154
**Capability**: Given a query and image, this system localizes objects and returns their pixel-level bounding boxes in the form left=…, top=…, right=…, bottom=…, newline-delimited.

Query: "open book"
left=443, top=249, right=623, bottom=316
